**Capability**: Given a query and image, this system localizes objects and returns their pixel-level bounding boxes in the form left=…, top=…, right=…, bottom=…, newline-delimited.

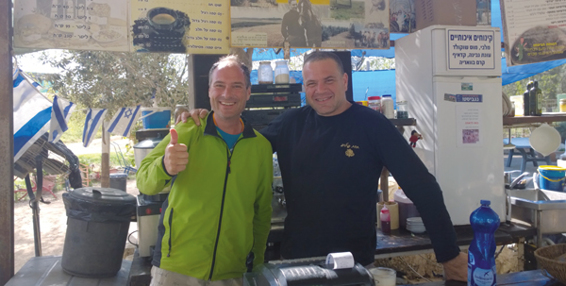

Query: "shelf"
left=390, top=118, right=417, bottom=126
left=503, top=114, right=566, bottom=126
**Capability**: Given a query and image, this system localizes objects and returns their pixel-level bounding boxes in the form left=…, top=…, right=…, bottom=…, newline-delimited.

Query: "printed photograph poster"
left=130, top=0, right=230, bottom=54
left=13, top=0, right=129, bottom=51
left=456, top=105, right=483, bottom=147
left=230, top=0, right=390, bottom=49
left=501, top=0, right=566, bottom=66
left=389, top=0, right=415, bottom=34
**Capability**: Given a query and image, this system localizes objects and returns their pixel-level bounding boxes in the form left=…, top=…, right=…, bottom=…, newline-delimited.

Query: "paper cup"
left=369, top=267, right=396, bottom=286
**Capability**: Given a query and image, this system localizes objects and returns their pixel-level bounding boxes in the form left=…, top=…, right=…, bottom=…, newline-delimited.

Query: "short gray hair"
left=208, top=55, right=251, bottom=87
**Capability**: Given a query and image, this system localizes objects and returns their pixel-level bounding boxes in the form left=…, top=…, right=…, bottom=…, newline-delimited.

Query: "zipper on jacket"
left=167, top=208, right=174, bottom=257
left=208, top=138, right=242, bottom=279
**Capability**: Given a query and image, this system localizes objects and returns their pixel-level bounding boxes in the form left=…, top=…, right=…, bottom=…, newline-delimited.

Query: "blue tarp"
left=251, top=1, right=566, bottom=87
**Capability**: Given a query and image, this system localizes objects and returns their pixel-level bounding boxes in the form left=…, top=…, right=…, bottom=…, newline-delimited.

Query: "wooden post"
left=101, top=122, right=110, bottom=188
left=0, top=0, right=14, bottom=282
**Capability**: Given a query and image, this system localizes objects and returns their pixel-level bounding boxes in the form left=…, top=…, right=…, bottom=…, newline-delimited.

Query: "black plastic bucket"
left=109, top=173, right=128, bottom=192
left=61, top=187, right=136, bottom=277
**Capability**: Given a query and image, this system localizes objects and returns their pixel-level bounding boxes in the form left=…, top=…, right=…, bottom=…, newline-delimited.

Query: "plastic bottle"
left=380, top=205, right=391, bottom=234
left=381, top=94, right=394, bottom=119
left=468, top=200, right=500, bottom=286
left=523, top=82, right=532, bottom=116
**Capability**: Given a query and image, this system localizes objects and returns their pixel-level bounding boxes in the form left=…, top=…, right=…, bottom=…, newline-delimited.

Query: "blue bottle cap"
left=480, top=200, right=491, bottom=205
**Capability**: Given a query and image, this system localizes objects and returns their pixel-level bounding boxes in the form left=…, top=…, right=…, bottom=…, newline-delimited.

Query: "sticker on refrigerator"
left=456, top=105, right=483, bottom=147
left=461, top=83, right=473, bottom=90
left=444, top=94, right=483, bottom=103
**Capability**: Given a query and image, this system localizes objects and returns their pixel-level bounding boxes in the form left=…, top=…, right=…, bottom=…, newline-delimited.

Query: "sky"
left=15, top=49, right=65, bottom=74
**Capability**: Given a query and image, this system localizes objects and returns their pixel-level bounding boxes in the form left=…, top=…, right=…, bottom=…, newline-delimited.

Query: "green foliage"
left=503, top=63, right=566, bottom=112
left=38, top=50, right=191, bottom=117
left=77, top=150, right=135, bottom=168
left=503, top=63, right=566, bottom=141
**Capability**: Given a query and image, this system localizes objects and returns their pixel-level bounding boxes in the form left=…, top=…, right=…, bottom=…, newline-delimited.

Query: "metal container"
left=508, top=188, right=566, bottom=246
left=134, top=136, right=164, bottom=168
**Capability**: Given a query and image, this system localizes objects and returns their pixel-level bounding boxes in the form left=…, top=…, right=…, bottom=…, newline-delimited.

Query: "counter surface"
left=399, top=269, right=562, bottom=285
left=129, top=223, right=536, bottom=285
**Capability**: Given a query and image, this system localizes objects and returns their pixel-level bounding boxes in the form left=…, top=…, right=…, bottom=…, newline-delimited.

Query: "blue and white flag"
left=13, top=68, right=52, bottom=161
left=49, top=96, right=76, bottom=143
left=82, top=108, right=108, bottom=148
left=13, top=68, right=42, bottom=112
left=106, top=106, right=141, bottom=137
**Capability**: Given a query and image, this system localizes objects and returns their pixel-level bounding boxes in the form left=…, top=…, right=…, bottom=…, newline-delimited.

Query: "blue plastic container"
left=141, top=109, right=171, bottom=129
left=538, top=165, right=566, bottom=192
left=468, top=200, right=499, bottom=286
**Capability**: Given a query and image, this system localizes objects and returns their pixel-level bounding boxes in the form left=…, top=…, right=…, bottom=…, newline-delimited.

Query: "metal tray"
left=508, top=188, right=566, bottom=246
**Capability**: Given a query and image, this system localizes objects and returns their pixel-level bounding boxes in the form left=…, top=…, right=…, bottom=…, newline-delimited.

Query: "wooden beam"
left=0, top=0, right=14, bottom=283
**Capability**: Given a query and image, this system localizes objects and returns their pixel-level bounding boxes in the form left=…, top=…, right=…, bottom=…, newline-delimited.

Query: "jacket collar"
left=204, top=111, right=257, bottom=139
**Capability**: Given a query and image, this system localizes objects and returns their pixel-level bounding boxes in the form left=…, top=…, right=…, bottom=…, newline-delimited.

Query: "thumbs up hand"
left=164, top=128, right=188, bottom=176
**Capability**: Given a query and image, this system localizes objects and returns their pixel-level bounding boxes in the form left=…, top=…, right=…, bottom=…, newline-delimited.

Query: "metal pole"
left=0, top=0, right=15, bottom=282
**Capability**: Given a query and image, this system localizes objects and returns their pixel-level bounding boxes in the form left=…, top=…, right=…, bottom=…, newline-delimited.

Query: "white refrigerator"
left=395, top=25, right=504, bottom=225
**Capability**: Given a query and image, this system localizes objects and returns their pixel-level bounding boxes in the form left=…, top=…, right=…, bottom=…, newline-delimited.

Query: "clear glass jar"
left=396, top=101, right=409, bottom=119
left=274, top=60, right=290, bottom=84
left=367, top=96, right=381, bottom=112
left=258, top=61, right=273, bottom=84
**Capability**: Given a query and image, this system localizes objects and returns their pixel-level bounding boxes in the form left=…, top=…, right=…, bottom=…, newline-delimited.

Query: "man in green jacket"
left=137, top=55, right=273, bottom=286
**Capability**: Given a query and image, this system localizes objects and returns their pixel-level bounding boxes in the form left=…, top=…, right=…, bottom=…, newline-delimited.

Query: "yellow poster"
left=130, top=0, right=230, bottom=54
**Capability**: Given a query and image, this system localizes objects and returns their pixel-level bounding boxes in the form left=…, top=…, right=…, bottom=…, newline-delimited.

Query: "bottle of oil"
left=528, top=81, right=540, bottom=116
left=531, top=81, right=543, bottom=115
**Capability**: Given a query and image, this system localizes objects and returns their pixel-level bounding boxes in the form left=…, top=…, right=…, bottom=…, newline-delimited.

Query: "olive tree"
left=39, top=50, right=190, bottom=114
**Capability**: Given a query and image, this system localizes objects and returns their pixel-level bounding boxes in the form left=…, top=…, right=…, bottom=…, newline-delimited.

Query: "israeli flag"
left=106, top=106, right=141, bottom=137
left=13, top=68, right=42, bottom=112
left=13, top=68, right=52, bottom=161
left=49, top=96, right=76, bottom=143
left=82, top=108, right=108, bottom=148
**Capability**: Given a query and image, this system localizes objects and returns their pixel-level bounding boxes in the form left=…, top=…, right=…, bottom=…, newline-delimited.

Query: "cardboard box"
left=415, top=0, right=477, bottom=31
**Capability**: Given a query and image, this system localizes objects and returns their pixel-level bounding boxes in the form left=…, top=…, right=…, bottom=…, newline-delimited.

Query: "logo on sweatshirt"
left=340, top=143, right=359, bottom=157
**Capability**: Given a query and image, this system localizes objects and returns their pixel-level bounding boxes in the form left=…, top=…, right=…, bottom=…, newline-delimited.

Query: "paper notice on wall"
left=501, top=0, right=566, bottom=66
left=130, top=0, right=229, bottom=54
left=456, top=105, right=483, bottom=147
left=13, top=0, right=129, bottom=51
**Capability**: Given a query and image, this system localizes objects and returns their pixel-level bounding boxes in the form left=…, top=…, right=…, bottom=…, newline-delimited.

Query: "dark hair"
left=303, top=51, right=345, bottom=75
left=411, top=130, right=418, bottom=135
left=208, top=55, right=251, bottom=87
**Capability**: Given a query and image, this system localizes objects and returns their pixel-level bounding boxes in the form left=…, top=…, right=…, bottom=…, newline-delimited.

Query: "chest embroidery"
left=340, top=143, right=359, bottom=157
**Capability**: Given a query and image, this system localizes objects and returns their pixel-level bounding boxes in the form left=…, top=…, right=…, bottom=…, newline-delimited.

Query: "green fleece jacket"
left=136, top=113, right=273, bottom=281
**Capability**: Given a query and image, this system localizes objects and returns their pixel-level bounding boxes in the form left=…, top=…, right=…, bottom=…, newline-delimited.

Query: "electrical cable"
left=494, top=244, right=506, bottom=259
left=127, top=230, right=139, bottom=247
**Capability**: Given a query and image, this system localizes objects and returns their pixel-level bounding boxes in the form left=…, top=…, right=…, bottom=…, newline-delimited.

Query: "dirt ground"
left=13, top=178, right=140, bottom=273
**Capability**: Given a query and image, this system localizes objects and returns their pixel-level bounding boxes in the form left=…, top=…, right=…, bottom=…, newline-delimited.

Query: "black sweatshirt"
left=260, top=103, right=460, bottom=265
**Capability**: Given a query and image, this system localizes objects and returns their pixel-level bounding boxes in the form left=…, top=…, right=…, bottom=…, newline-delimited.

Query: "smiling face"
left=209, top=63, right=251, bottom=123
left=302, top=58, right=351, bottom=116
